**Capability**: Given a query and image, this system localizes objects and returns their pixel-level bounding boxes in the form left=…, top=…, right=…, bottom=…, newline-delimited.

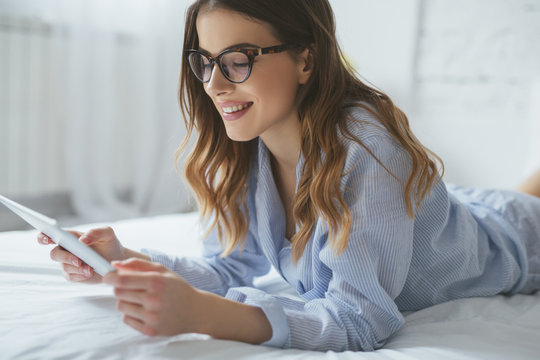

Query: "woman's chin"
left=224, top=130, right=257, bottom=142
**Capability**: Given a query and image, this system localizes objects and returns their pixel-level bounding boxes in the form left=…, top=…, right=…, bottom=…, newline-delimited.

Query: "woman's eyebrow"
left=198, top=42, right=260, bottom=53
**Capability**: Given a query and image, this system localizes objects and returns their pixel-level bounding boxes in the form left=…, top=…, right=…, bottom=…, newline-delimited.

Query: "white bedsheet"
left=2, top=212, right=540, bottom=359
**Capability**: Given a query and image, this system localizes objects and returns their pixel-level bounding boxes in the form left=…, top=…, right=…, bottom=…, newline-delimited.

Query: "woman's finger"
left=80, top=226, right=115, bottom=245
left=114, top=288, right=147, bottom=306
left=104, top=272, right=159, bottom=290
left=112, top=258, right=167, bottom=273
left=50, top=245, right=82, bottom=266
left=38, top=230, right=84, bottom=245
left=117, top=300, right=146, bottom=321
left=65, top=272, right=91, bottom=282
left=62, top=262, right=93, bottom=277
left=37, top=233, right=54, bottom=245
left=122, top=314, right=153, bottom=335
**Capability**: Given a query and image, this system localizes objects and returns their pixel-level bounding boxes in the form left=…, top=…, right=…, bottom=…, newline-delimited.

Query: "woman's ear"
left=297, top=48, right=313, bottom=85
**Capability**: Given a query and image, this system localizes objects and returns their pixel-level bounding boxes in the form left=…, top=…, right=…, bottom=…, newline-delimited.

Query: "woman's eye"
left=233, top=62, right=249, bottom=67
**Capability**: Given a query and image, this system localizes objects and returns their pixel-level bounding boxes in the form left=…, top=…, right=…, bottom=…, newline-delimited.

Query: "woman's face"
left=195, top=7, right=311, bottom=142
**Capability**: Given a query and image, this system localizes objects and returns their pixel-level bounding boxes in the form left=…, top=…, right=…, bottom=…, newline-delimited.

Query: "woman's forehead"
left=196, top=7, right=278, bottom=54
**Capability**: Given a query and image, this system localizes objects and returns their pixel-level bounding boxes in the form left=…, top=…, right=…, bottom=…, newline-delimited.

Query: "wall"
left=332, top=0, right=540, bottom=188
left=330, top=0, right=421, bottom=113
left=413, top=0, right=540, bottom=188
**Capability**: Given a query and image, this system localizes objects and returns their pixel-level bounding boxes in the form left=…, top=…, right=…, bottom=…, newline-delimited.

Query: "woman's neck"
left=260, top=116, right=301, bottom=171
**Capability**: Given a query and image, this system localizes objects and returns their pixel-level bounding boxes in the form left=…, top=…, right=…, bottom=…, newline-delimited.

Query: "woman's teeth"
left=223, top=103, right=250, bottom=114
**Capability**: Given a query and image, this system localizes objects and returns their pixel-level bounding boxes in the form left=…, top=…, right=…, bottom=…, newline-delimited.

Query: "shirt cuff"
left=141, top=248, right=171, bottom=266
left=140, top=248, right=228, bottom=295
left=225, top=287, right=290, bottom=348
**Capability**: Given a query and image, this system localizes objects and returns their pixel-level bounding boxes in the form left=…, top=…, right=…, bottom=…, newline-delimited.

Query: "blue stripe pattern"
left=143, top=107, right=540, bottom=351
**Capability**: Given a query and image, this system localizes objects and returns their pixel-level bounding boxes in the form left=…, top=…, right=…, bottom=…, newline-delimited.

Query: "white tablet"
left=0, top=194, right=115, bottom=276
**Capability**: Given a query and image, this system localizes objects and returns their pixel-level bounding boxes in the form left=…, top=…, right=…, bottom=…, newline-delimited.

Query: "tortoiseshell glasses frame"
left=186, top=44, right=299, bottom=84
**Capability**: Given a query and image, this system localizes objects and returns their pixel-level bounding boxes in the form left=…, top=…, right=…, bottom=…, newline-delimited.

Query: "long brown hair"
left=176, top=0, right=442, bottom=262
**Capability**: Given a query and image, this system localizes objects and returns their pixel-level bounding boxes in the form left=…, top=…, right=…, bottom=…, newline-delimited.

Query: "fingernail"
left=84, top=267, right=91, bottom=277
left=41, top=237, right=49, bottom=244
left=72, top=258, right=80, bottom=267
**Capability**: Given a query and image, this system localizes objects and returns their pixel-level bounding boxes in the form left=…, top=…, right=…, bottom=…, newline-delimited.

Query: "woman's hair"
left=176, top=0, right=442, bottom=262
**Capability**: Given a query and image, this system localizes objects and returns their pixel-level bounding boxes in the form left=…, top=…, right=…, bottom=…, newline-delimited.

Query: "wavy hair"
left=176, top=0, right=443, bottom=262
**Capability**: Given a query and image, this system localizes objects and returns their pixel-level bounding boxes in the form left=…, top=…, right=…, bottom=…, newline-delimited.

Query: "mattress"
left=2, top=212, right=540, bottom=359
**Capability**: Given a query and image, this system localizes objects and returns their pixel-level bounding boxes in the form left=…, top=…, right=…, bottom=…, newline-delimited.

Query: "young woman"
left=39, top=0, right=540, bottom=352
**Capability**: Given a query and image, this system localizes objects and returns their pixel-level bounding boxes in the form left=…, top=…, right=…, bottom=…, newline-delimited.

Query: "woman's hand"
left=37, top=226, right=128, bottom=284
left=103, top=259, right=203, bottom=336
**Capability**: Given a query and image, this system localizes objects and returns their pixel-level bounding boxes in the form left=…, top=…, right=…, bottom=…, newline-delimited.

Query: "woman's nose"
left=205, top=64, right=234, bottom=96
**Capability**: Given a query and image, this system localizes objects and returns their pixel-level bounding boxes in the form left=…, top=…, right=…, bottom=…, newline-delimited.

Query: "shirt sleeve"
left=225, top=134, right=416, bottom=351
left=142, top=224, right=271, bottom=296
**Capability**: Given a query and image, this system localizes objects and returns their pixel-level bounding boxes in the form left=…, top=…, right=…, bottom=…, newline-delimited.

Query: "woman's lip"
left=218, top=101, right=253, bottom=107
left=221, top=102, right=253, bottom=121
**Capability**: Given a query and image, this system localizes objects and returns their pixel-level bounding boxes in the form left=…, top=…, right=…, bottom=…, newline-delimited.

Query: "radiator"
left=0, top=13, right=68, bottom=198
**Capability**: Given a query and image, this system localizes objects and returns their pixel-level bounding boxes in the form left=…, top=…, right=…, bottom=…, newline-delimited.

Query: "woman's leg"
left=516, top=168, right=540, bottom=198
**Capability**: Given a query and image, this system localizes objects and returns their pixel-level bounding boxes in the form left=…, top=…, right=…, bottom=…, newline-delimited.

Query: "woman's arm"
left=196, top=290, right=272, bottom=344
left=123, top=247, right=151, bottom=261
left=141, top=225, right=271, bottom=296
left=103, top=258, right=272, bottom=344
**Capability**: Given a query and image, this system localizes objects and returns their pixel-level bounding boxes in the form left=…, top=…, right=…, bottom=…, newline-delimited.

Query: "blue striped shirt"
left=143, top=107, right=540, bottom=351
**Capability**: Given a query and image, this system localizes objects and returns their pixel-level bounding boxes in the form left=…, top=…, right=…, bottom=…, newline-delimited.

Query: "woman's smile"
left=218, top=101, right=254, bottom=121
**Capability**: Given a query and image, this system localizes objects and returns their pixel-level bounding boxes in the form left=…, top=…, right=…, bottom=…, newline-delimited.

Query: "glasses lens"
left=188, top=53, right=212, bottom=82
left=220, top=51, right=250, bottom=83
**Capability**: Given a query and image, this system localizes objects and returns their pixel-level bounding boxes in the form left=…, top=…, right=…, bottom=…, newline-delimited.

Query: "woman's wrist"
left=195, top=290, right=272, bottom=344
left=122, top=247, right=151, bottom=262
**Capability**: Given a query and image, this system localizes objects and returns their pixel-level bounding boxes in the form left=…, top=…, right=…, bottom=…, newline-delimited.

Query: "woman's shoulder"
left=339, top=102, right=401, bottom=155
left=336, top=103, right=414, bottom=189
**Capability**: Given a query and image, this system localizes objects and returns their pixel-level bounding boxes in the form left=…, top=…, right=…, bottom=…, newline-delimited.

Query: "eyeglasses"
left=185, top=44, right=299, bottom=84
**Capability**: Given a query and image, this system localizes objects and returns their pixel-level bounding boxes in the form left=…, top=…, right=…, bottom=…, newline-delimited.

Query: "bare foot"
left=516, top=168, right=540, bottom=198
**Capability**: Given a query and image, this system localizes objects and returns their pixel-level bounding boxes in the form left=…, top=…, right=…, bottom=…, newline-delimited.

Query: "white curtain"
left=48, top=0, right=193, bottom=222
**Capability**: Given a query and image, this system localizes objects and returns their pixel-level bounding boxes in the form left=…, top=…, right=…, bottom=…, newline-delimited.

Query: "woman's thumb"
left=112, top=258, right=166, bottom=273
left=79, top=234, right=94, bottom=245
left=67, top=230, right=84, bottom=238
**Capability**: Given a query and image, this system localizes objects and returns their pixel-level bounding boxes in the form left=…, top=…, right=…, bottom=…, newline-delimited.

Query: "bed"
left=2, top=211, right=540, bottom=359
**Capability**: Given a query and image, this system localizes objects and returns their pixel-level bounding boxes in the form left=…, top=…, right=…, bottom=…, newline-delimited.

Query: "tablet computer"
left=0, top=194, right=115, bottom=276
